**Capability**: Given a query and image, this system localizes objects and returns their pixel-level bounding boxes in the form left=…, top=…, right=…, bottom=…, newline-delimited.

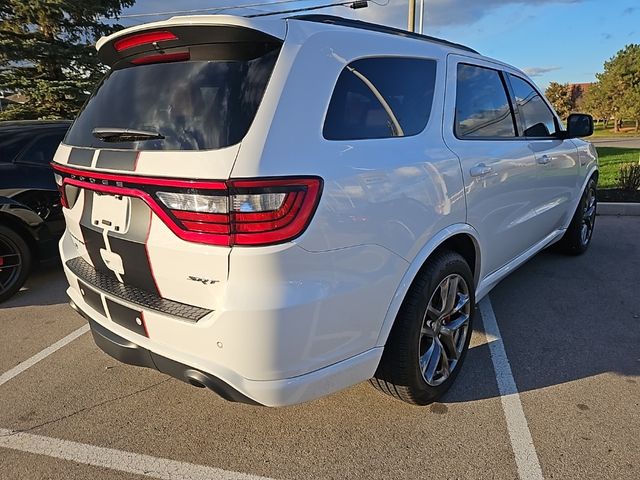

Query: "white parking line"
left=0, top=428, right=272, bottom=480
left=0, top=324, right=90, bottom=388
left=479, top=297, right=544, bottom=480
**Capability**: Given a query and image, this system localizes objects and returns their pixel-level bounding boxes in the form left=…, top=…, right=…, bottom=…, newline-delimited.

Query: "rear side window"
left=323, top=57, right=437, bottom=140
left=17, top=131, right=67, bottom=165
left=455, top=64, right=516, bottom=139
left=65, top=47, right=280, bottom=151
left=508, top=74, right=558, bottom=137
left=0, top=132, right=31, bottom=163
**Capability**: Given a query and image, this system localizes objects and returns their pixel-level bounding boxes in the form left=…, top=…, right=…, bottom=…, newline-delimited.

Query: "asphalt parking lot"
left=0, top=215, right=638, bottom=480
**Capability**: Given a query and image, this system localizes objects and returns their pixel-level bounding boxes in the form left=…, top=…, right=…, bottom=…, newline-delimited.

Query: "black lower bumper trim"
left=78, top=308, right=260, bottom=405
left=66, top=256, right=212, bottom=323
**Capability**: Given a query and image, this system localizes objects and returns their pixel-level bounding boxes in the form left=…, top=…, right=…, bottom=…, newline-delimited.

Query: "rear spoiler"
left=97, top=16, right=285, bottom=68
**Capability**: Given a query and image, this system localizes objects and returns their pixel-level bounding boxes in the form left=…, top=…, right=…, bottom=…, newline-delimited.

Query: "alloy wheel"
left=0, top=236, right=23, bottom=296
left=418, top=274, right=471, bottom=387
left=580, top=184, right=597, bottom=246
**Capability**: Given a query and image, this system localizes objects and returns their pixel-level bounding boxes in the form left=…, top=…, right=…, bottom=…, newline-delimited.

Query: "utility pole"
left=418, top=0, right=424, bottom=34
left=408, top=0, right=415, bottom=32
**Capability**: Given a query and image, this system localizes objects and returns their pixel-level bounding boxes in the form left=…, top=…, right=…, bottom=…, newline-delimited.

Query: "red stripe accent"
left=140, top=311, right=150, bottom=337
left=52, top=163, right=227, bottom=190
left=144, top=210, right=163, bottom=296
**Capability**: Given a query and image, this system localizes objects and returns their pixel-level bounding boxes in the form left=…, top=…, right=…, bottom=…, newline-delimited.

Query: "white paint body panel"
left=58, top=15, right=597, bottom=406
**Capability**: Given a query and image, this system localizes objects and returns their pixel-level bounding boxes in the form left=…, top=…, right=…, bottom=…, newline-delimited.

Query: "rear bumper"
left=77, top=305, right=260, bottom=405
left=70, top=298, right=383, bottom=407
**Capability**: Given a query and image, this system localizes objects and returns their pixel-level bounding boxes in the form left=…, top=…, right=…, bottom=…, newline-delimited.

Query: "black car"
left=0, top=120, right=71, bottom=302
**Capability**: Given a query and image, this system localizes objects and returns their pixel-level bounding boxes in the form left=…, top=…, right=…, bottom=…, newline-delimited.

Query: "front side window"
left=455, top=64, right=516, bottom=139
left=323, top=57, right=437, bottom=140
left=508, top=74, right=558, bottom=138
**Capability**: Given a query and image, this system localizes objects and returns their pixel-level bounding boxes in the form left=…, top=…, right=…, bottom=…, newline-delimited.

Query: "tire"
left=0, top=225, right=33, bottom=303
left=371, top=249, right=475, bottom=405
left=556, top=177, right=597, bottom=255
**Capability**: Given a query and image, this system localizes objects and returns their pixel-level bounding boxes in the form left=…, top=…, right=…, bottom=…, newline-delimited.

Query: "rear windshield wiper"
left=92, top=127, right=165, bottom=143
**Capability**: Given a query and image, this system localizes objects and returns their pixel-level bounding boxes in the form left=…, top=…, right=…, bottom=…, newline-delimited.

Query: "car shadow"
left=442, top=216, right=640, bottom=403
left=1, top=263, right=69, bottom=308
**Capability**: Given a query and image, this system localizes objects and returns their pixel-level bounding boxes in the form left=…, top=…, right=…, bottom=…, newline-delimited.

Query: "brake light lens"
left=52, top=164, right=322, bottom=247
left=130, top=51, right=190, bottom=65
left=114, top=31, right=178, bottom=52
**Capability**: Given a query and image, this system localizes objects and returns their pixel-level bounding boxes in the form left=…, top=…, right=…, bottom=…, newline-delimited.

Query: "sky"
left=118, top=0, right=640, bottom=89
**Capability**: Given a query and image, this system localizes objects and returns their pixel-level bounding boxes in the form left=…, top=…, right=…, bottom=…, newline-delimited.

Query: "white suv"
left=53, top=14, right=598, bottom=406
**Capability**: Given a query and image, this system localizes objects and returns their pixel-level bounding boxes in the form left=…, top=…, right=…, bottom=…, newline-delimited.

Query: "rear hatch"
left=53, top=18, right=284, bottom=313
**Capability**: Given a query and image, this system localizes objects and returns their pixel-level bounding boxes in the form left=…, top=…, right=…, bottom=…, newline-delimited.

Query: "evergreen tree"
left=0, top=0, right=134, bottom=120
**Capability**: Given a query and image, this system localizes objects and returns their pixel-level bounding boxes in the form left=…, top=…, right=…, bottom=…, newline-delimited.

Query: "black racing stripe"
left=108, top=235, right=159, bottom=296
left=80, top=224, right=110, bottom=273
left=68, top=148, right=93, bottom=166
left=78, top=280, right=105, bottom=317
left=105, top=298, right=147, bottom=337
left=96, top=150, right=137, bottom=171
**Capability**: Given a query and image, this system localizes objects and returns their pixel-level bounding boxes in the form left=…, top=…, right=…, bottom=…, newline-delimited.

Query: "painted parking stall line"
left=479, top=297, right=544, bottom=480
left=0, top=324, right=90, bottom=388
left=0, top=428, right=273, bottom=480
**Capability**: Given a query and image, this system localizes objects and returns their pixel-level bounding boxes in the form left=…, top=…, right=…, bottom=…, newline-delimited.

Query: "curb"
left=597, top=202, right=640, bottom=216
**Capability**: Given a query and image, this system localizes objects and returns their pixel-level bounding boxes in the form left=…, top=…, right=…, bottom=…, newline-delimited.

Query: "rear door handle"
left=537, top=155, right=552, bottom=165
left=470, top=163, right=493, bottom=177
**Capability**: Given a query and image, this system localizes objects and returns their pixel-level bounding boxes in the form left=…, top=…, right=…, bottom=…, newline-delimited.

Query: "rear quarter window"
left=323, top=57, right=437, bottom=140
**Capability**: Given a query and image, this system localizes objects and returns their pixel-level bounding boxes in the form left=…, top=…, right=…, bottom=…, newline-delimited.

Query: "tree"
left=594, top=44, right=640, bottom=133
left=0, top=0, right=135, bottom=120
left=545, top=82, right=574, bottom=119
left=582, top=81, right=614, bottom=127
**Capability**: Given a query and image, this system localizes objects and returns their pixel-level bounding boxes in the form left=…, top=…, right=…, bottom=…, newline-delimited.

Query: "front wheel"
left=557, top=177, right=597, bottom=255
left=371, top=250, right=475, bottom=405
left=0, top=225, right=33, bottom=303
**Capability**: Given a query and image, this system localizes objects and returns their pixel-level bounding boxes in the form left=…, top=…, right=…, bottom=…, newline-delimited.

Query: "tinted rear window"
left=323, top=57, right=437, bottom=140
left=65, top=48, right=280, bottom=151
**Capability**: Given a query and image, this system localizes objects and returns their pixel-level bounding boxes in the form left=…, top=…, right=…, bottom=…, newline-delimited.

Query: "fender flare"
left=375, top=223, right=481, bottom=347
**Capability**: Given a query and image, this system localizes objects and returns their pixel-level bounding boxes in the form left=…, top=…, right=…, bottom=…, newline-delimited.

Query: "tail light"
left=52, top=164, right=322, bottom=247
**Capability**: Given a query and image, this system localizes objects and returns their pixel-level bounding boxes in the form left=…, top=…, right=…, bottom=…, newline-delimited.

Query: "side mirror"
left=566, top=113, right=594, bottom=138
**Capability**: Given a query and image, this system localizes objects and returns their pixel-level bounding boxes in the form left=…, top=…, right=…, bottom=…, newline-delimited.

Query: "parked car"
left=0, top=120, right=70, bottom=302
left=52, top=15, right=597, bottom=406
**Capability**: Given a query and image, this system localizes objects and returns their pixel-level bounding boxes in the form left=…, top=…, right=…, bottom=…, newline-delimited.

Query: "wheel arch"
left=0, top=211, right=38, bottom=257
left=375, top=223, right=481, bottom=347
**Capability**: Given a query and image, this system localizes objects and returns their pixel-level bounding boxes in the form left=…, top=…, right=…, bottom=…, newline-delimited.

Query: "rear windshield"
left=65, top=47, right=280, bottom=151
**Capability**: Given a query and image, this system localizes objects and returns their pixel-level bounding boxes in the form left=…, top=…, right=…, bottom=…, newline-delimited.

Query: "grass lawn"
left=595, top=147, right=640, bottom=189
left=591, top=122, right=639, bottom=138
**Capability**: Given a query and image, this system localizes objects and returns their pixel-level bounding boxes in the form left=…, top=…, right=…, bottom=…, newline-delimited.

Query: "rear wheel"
left=0, top=225, right=32, bottom=303
left=557, top=177, right=597, bottom=255
left=371, top=250, right=475, bottom=405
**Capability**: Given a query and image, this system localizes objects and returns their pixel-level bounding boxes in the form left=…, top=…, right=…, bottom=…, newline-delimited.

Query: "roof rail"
left=289, top=15, right=479, bottom=55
